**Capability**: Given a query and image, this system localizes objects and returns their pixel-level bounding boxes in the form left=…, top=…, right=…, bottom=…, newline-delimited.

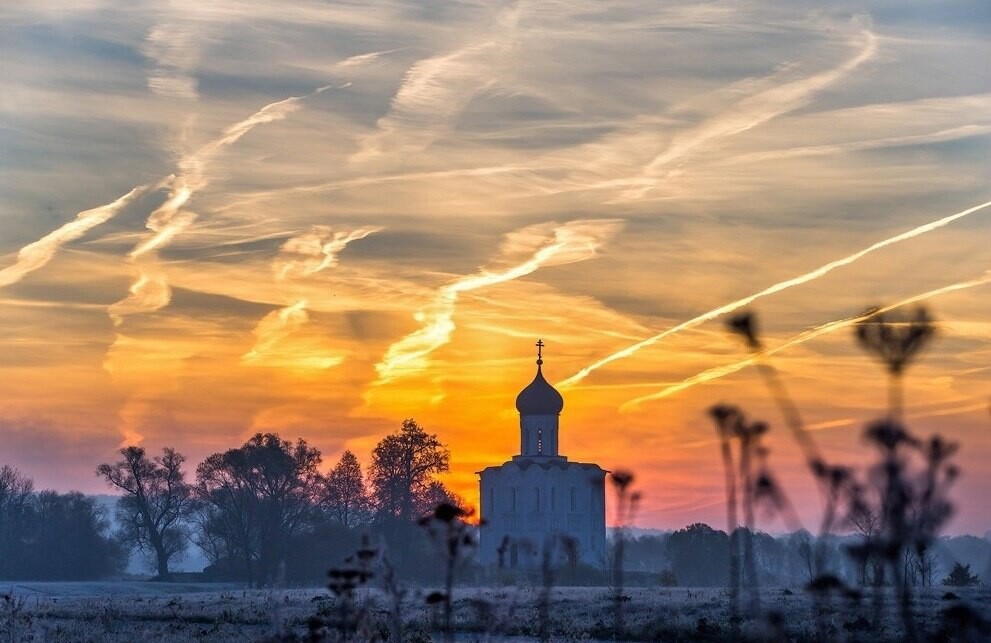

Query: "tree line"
left=619, top=523, right=989, bottom=589
left=0, top=465, right=125, bottom=580
left=0, top=418, right=456, bottom=584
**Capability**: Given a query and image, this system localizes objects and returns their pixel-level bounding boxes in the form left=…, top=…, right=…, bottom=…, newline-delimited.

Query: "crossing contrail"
left=242, top=226, right=382, bottom=367
left=558, top=199, right=991, bottom=388
left=618, top=271, right=991, bottom=411
left=374, top=219, right=622, bottom=385
left=110, top=85, right=333, bottom=324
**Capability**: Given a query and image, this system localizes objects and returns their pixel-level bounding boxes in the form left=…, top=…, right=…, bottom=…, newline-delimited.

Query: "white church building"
left=478, top=341, right=607, bottom=568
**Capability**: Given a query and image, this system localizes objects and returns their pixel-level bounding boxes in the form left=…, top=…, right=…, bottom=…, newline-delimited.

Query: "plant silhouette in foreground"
left=418, top=501, right=477, bottom=643
left=609, top=469, right=640, bottom=638
left=717, top=306, right=965, bottom=641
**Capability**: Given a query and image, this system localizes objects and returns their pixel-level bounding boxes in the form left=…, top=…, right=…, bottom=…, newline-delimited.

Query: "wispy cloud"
left=274, top=225, right=382, bottom=281
left=142, top=12, right=205, bottom=100
left=627, top=21, right=878, bottom=197
left=620, top=271, right=991, bottom=411
left=111, top=85, right=332, bottom=324
left=351, top=3, right=522, bottom=164
left=531, top=17, right=878, bottom=202
left=560, top=199, right=991, bottom=387
left=240, top=300, right=346, bottom=370
left=242, top=225, right=381, bottom=369
left=0, top=187, right=144, bottom=288
left=335, top=49, right=400, bottom=69
left=374, top=218, right=623, bottom=385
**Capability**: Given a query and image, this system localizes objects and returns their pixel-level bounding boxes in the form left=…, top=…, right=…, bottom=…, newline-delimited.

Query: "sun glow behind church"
left=0, top=0, right=990, bottom=536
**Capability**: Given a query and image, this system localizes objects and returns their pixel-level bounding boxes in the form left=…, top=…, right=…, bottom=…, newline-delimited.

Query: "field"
left=3, top=581, right=989, bottom=641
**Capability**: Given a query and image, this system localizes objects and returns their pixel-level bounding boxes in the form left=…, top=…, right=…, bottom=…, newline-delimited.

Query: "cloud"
left=560, top=199, right=991, bottom=387
left=274, top=225, right=383, bottom=281
left=142, top=12, right=205, bottom=100
left=631, top=22, right=878, bottom=191
left=374, top=218, right=624, bottom=385
left=0, top=416, right=120, bottom=482
left=242, top=225, right=382, bottom=368
left=351, top=3, right=522, bottom=164
left=525, top=17, right=878, bottom=202
left=0, top=187, right=144, bottom=288
left=111, top=85, right=332, bottom=323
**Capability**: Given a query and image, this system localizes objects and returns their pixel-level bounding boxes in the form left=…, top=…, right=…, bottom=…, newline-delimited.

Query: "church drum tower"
left=477, top=341, right=607, bottom=568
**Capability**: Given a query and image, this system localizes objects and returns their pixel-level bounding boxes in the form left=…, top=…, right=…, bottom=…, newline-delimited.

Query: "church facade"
left=477, top=341, right=607, bottom=568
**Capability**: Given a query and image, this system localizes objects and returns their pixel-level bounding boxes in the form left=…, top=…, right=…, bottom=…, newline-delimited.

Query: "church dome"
left=515, top=342, right=564, bottom=415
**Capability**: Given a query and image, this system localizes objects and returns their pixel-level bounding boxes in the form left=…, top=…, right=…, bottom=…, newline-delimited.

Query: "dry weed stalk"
left=717, top=306, right=961, bottom=641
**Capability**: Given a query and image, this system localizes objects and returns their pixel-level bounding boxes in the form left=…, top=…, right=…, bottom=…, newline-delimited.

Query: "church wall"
left=479, top=461, right=606, bottom=568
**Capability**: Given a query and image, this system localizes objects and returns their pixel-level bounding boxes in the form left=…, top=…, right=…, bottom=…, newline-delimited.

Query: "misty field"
left=3, top=581, right=989, bottom=641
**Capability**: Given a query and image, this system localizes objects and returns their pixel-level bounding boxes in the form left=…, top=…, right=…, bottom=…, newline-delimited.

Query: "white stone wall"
left=479, top=458, right=606, bottom=568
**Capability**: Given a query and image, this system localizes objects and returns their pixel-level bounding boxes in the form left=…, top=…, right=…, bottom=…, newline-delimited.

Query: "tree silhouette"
left=369, top=419, right=449, bottom=521
left=942, top=562, right=980, bottom=587
left=323, top=450, right=371, bottom=528
left=96, top=447, right=193, bottom=580
left=0, top=466, right=35, bottom=579
left=196, top=432, right=322, bottom=586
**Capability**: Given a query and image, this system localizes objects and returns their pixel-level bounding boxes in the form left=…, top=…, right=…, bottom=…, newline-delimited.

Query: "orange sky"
left=1, top=0, right=990, bottom=536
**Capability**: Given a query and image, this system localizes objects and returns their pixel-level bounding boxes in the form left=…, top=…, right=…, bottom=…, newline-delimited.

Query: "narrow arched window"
left=570, top=487, right=577, bottom=512
left=534, top=487, right=540, bottom=511
left=511, top=487, right=517, bottom=512
left=551, top=487, right=557, bottom=511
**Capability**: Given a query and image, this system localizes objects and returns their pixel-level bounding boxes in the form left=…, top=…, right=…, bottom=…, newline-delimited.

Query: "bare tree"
left=322, top=450, right=371, bottom=528
left=848, top=502, right=883, bottom=586
left=96, top=447, right=193, bottom=580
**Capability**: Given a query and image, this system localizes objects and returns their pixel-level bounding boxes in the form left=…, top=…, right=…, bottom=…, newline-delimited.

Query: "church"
left=477, top=341, right=607, bottom=568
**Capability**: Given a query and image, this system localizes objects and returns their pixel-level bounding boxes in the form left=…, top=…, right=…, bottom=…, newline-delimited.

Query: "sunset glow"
left=2, top=0, right=990, bottom=537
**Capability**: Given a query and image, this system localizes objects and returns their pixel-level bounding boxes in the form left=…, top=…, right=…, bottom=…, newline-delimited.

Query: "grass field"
left=3, top=582, right=989, bottom=641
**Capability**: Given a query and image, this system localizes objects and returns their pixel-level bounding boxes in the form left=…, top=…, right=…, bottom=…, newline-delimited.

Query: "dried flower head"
left=727, top=311, right=762, bottom=350
left=855, top=306, right=935, bottom=375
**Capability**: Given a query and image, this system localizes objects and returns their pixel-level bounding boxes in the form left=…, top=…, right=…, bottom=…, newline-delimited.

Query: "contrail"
left=0, top=187, right=145, bottom=288
left=619, top=271, right=991, bottom=411
left=374, top=219, right=623, bottom=384
left=112, top=85, right=333, bottom=322
left=536, top=19, right=878, bottom=202
left=242, top=300, right=311, bottom=364
left=274, top=225, right=382, bottom=281
left=242, top=226, right=382, bottom=367
left=559, top=199, right=991, bottom=387
left=351, top=3, right=521, bottom=164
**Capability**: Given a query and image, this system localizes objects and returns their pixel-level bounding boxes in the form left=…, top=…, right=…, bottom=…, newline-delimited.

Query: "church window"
left=534, top=487, right=540, bottom=511
left=570, top=487, right=577, bottom=512
left=511, top=487, right=517, bottom=512
left=551, top=487, right=556, bottom=511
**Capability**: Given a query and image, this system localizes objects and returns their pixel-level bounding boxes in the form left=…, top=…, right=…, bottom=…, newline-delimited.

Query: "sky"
left=1, top=0, right=989, bottom=535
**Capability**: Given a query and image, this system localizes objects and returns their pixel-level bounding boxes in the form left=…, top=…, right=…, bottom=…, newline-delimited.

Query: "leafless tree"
left=96, top=447, right=193, bottom=580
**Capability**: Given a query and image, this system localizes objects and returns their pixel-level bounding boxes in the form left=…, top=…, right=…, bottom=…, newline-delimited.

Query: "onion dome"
left=515, top=340, right=564, bottom=415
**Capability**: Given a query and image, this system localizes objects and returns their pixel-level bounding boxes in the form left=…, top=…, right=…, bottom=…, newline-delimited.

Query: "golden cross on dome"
left=536, top=339, right=544, bottom=364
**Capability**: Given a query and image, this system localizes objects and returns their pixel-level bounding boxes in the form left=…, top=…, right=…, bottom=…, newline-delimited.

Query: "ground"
left=2, top=582, right=989, bottom=641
